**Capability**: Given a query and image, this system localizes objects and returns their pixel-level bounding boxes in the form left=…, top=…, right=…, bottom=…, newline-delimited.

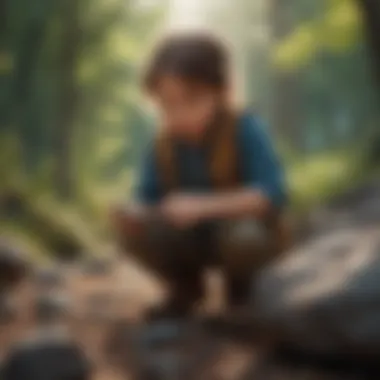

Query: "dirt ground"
left=0, top=257, right=264, bottom=380
left=0, top=256, right=378, bottom=380
left=0, top=257, right=153, bottom=378
left=1, top=259, right=372, bottom=380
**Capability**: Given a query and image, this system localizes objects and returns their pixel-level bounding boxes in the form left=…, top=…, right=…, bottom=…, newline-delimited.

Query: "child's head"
left=144, top=32, right=231, bottom=140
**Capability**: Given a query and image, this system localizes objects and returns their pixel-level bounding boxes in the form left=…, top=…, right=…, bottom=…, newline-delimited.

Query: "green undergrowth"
left=289, top=149, right=370, bottom=211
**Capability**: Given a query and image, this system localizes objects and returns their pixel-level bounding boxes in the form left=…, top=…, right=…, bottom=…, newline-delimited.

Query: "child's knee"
left=217, top=218, right=276, bottom=274
left=219, top=219, right=270, bottom=252
left=124, top=218, right=201, bottom=273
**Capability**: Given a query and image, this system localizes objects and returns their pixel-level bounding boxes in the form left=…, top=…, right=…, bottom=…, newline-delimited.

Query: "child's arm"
left=201, top=114, right=287, bottom=220
left=159, top=115, right=286, bottom=226
left=135, top=142, right=164, bottom=206
left=239, top=114, right=286, bottom=211
left=111, top=142, right=163, bottom=235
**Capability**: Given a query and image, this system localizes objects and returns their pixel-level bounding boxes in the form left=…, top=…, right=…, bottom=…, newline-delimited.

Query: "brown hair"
left=144, top=32, right=230, bottom=91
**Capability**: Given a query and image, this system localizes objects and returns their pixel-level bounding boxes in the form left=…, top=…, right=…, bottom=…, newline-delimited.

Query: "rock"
left=136, top=351, right=187, bottom=380
left=33, top=267, right=64, bottom=290
left=253, top=228, right=380, bottom=358
left=297, top=181, right=380, bottom=242
left=106, top=320, right=219, bottom=380
left=352, top=197, right=380, bottom=225
left=248, top=351, right=378, bottom=380
left=80, top=257, right=113, bottom=277
left=327, top=179, right=380, bottom=211
left=0, top=326, right=91, bottom=380
left=34, top=293, right=71, bottom=323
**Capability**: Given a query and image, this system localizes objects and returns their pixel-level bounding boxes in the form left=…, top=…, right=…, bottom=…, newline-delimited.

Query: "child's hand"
left=160, top=194, right=205, bottom=228
left=110, top=203, right=147, bottom=236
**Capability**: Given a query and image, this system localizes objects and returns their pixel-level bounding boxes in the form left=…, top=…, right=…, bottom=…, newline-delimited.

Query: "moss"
left=287, top=148, right=373, bottom=213
left=0, top=189, right=108, bottom=261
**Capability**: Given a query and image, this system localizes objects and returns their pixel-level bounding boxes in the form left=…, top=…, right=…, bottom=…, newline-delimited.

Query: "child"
left=113, top=32, right=289, bottom=320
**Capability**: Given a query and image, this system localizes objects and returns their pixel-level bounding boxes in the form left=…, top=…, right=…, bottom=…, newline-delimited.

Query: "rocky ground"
left=0, top=178, right=379, bottom=379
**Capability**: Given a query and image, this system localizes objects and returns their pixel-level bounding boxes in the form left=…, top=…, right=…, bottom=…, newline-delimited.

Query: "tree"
left=269, top=0, right=303, bottom=148
left=357, top=0, right=380, bottom=88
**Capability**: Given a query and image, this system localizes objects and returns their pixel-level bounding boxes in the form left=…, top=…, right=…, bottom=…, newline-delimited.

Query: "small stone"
left=33, top=267, right=64, bottom=289
left=34, top=293, right=71, bottom=323
left=80, top=257, right=113, bottom=276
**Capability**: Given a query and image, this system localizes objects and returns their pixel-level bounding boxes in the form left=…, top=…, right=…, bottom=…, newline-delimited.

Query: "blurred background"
left=0, top=0, right=379, bottom=261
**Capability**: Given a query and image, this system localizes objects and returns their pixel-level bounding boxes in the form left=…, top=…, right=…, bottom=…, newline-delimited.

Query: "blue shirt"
left=135, top=113, right=287, bottom=208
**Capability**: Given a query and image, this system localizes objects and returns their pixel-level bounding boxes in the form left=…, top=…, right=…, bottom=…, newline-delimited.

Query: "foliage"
left=288, top=148, right=363, bottom=211
left=1, top=0, right=379, bottom=259
left=274, top=0, right=362, bottom=72
left=0, top=0, right=162, bottom=257
left=269, top=0, right=380, bottom=157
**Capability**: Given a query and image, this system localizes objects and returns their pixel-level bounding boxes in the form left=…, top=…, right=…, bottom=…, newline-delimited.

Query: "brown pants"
left=119, top=214, right=290, bottom=307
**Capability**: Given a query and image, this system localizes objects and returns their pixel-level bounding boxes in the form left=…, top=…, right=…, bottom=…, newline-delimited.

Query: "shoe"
left=226, top=276, right=251, bottom=310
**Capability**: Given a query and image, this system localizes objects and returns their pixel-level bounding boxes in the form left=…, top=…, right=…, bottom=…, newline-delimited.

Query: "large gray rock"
left=253, top=227, right=380, bottom=357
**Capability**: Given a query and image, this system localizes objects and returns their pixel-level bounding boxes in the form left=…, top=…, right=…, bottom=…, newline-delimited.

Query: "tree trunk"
left=2, top=2, right=53, bottom=174
left=269, top=0, right=302, bottom=150
left=54, top=0, right=80, bottom=200
left=358, top=0, right=380, bottom=88
left=0, top=0, right=9, bottom=129
left=358, top=0, right=380, bottom=164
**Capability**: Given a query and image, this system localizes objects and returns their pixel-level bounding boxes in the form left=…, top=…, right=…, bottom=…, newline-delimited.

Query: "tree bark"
left=358, top=0, right=380, bottom=88
left=357, top=0, right=380, bottom=164
left=269, top=0, right=302, bottom=150
left=3, top=2, right=52, bottom=171
left=54, top=0, right=81, bottom=200
left=0, top=0, right=9, bottom=129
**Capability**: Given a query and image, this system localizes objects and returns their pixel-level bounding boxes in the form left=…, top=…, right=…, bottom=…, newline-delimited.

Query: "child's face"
left=152, top=75, right=224, bottom=140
